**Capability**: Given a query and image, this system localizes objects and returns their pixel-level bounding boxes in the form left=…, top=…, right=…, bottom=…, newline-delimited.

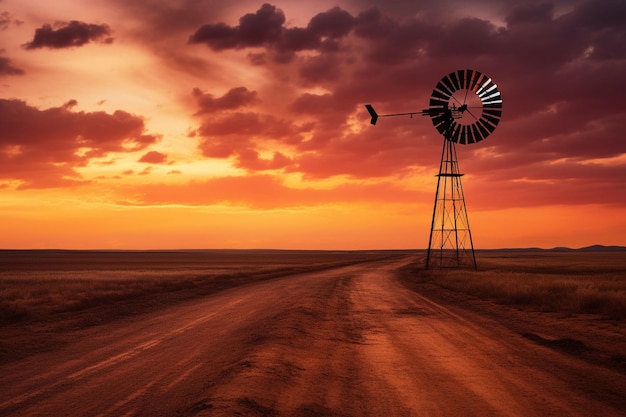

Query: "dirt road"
left=1, top=256, right=624, bottom=416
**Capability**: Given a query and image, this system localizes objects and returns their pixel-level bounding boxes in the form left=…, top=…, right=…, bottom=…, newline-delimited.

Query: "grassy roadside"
left=406, top=251, right=626, bottom=320
left=0, top=250, right=411, bottom=364
left=0, top=250, right=410, bottom=326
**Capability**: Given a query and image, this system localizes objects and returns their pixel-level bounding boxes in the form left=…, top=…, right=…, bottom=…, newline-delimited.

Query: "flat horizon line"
left=0, top=245, right=625, bottom=252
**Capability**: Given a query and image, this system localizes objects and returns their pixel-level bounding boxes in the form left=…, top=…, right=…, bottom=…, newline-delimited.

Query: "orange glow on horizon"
left=1, top=183, right=624, bottom=250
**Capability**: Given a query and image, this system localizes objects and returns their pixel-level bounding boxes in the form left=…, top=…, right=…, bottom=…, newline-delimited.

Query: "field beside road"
left=0, top=249, right=403, bottom=325
left=415, top=250, right=626, bottom=318
left=1, top=250, right=625, bottom=416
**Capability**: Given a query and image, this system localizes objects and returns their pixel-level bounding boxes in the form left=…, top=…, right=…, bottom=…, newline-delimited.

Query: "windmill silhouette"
left=366, top=69, right=503, bottom=268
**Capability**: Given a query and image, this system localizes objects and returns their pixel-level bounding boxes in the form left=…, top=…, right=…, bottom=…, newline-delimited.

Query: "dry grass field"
left=415, top=251, right=626, bottom=319
left=2, top=250, right=624, bottom=326
left=0, top=249, right=405, bottom=326
left=1, top=250, right=626, bottom=416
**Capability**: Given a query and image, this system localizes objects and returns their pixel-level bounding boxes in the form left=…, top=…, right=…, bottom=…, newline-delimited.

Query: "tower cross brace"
left=426, top=111, right=477, bottom=268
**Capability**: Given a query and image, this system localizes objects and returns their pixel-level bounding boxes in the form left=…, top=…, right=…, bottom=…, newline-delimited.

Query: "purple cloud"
left=24, top=20, right=113, bottom=49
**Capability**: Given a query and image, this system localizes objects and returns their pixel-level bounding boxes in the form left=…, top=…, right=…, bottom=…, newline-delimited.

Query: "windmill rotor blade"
left=476, top=120, right=490, bottom=137
left=441, top=75, right=455, bottom=93
left=428, top=69, right=502, bottom=144
left=482, top=108, right=502, bottom=118
left=431, top=89, right=451, bottom=101
left=367, top=69, right=501, bottom=145
left=449, top=71, right=461, bottom=90
left=464, top=69, right=474, bottom=89
left=451, top=123, right=462, bottom=143
left=471, top=124, right=483, bottom=143
left=457, top=70, right=466, bottom=91
left=482, top=113, right=501, bottom=126
left=435, top=81, right=453, bottom=97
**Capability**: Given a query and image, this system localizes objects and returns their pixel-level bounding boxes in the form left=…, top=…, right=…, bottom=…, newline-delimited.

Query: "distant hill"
left=575, top=245, right=626, bottom=252
left=488, top=245, right=626, bottom=252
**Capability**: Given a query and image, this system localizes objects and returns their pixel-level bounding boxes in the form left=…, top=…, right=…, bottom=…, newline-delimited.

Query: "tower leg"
left=426, top=138, right=477, bottom=268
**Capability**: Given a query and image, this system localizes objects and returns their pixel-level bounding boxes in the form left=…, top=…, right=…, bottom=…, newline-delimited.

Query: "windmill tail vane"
left=365, top=103, right=468, bottom=126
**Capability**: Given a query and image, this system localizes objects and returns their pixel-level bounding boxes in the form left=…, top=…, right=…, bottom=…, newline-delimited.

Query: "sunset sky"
left=1, top=0, right=625, bottom=249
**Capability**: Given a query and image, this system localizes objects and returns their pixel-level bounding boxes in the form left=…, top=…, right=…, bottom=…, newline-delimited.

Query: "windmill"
left=365, top=69, right=503, bottom=268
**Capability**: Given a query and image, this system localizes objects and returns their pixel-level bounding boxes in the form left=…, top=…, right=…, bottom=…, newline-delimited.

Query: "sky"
left=1, top=0, right=625, bottom=250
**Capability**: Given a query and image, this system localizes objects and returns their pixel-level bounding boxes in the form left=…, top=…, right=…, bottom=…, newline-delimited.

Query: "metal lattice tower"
left=426, top=128, right=476, bottom=268
left=365, top=69, right=503, bottom=269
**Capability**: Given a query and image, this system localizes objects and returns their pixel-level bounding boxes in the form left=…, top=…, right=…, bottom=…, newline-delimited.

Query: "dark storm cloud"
left=505, top=2, right=555, bottom=25
left=195, top=111, right=306, bottom=158
left=0, top=99, right=158, bottom=188
left=192, top=86, right=258, bottom=115
left=24, top=21, right=113, bottom=49
left=567, top=0, right=626, bottom=29
left=189, top=4, right=355, bottom=62
left=190, top=85, right=311, bottom=170
left=351, top=2, right=618, bottom=67
left=299, top=54, right=343, bottom=84
left=0, top=55, right=24, bottom=76
left=565, top=0, right=626, bottom=60
left=189, top=4, right=284, bottom=50
left=183, top=1, right=626, bottom=208
left=308, top=6, right=355, bottom=38
left=353, top=7, right=440, bottom=65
